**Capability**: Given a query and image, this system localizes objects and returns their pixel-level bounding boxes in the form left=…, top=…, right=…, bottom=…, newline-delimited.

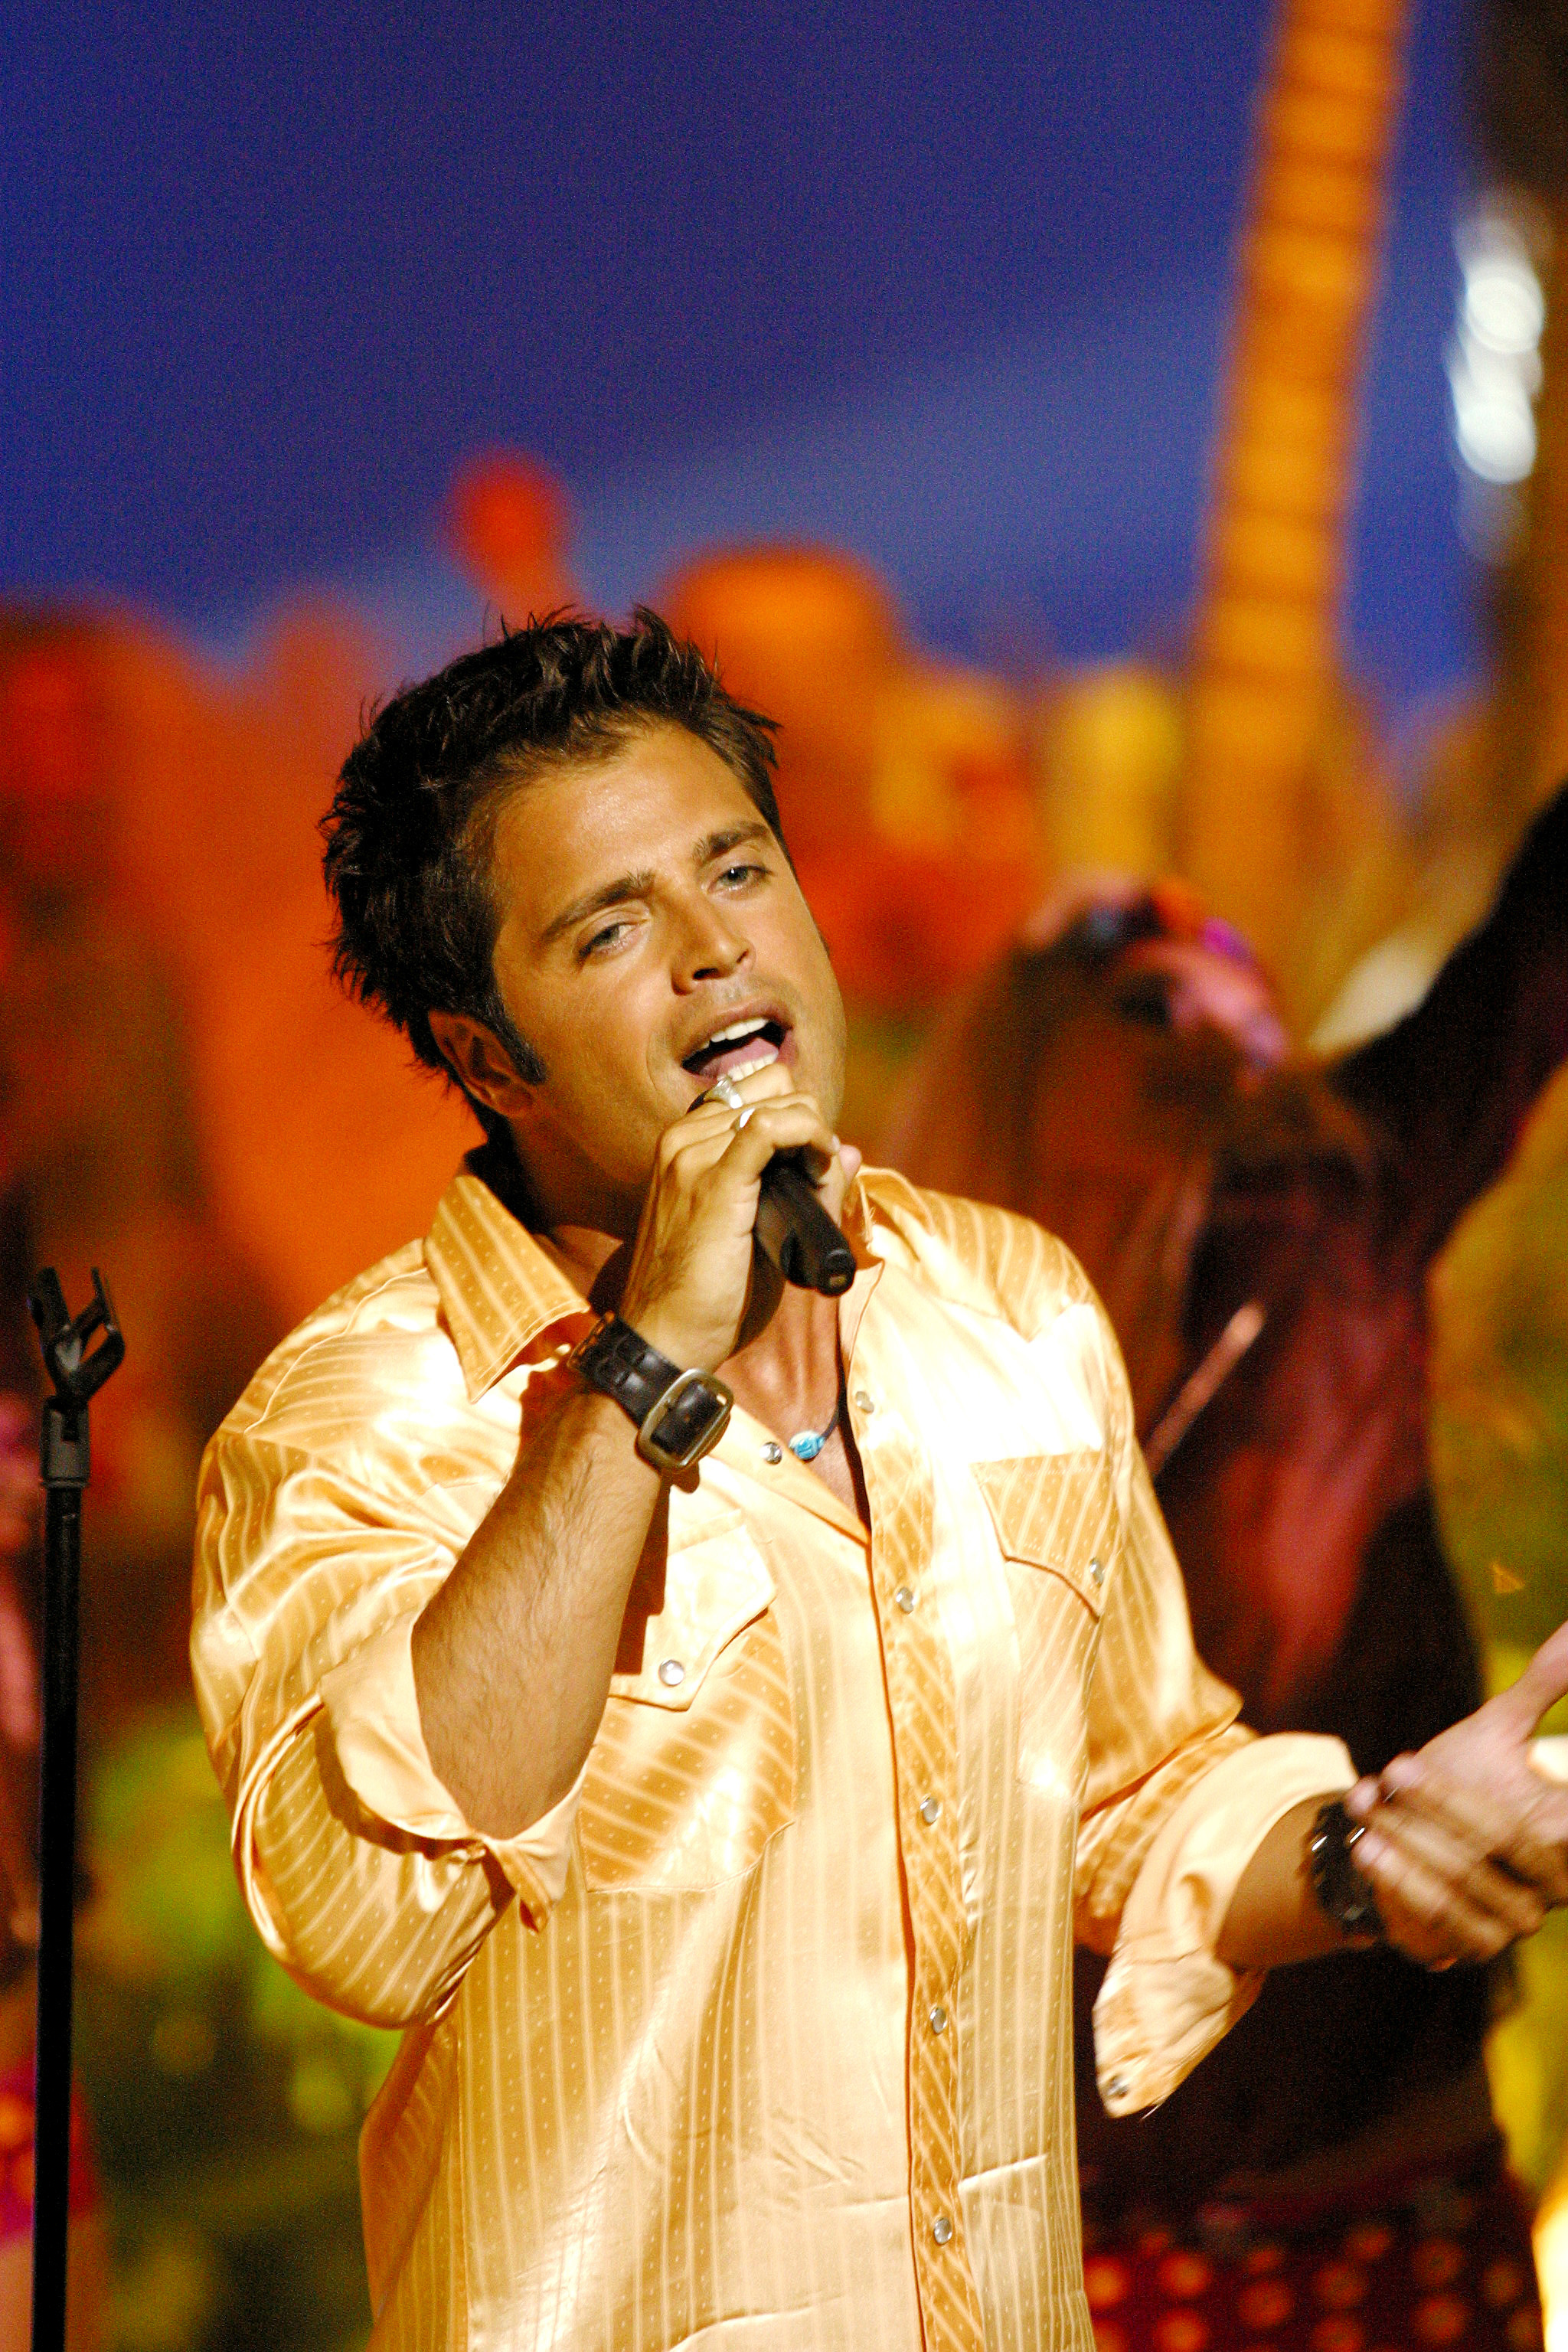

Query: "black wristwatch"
left=568, top=1314, right=733, bottom=1475
left=1308, top=1798, right=1385, bottom=1945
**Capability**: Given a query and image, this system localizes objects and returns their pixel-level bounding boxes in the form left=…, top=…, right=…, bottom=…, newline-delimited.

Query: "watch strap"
left=569, top=1313, right=733, bottom=1472
left=1308, top=1798, right=1385, bottom=1944
left=570, top=1312, right=684, bottom=1425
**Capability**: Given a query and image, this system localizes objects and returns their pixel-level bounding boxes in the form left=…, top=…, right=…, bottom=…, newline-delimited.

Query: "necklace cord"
left=787, top=1391, right=841, bottom=1462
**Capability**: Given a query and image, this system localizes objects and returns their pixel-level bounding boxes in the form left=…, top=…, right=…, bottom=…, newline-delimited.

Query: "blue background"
left=0, top=0, right=1481, bottom=709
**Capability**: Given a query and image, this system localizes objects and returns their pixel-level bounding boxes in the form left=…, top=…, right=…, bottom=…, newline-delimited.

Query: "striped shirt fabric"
left=191, top=1162, right=1353, bottom=2352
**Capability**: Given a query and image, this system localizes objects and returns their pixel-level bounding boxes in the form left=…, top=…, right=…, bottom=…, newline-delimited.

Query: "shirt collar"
left=839, top=1168, right=875, bottom=1256
left=424, top=1152, right=590, bottom=1400
left=423, top=1152, right=883, bottom=1405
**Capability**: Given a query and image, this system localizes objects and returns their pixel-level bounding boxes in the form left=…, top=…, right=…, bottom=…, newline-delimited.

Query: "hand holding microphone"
left=617, top=1064, right=857, bottom=1376
left=707, top=1072, right=856, bottom=1296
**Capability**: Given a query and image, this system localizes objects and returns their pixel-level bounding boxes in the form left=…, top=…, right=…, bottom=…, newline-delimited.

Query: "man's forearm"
left=1216, top=1796, right=1348, bottom=1970
left=410, top=1380, right=662, bottom=1838
left=1215, top=1792, right=1537, bottom=1971
left=1220, top=1730, right=1566, bottom=1975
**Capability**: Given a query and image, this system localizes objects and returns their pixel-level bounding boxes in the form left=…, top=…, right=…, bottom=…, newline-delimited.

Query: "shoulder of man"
left=854, top=1165, right=1102, bottom=1344
left=207, top=1236, right=449, bottom=1455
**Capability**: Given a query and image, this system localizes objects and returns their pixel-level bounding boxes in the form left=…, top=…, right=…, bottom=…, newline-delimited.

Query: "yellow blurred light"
left=1537, top=2184, right=1568, bottom=2352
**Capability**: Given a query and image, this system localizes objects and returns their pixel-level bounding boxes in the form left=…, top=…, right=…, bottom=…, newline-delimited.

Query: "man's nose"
left=671, top=894, right=752, bottom=987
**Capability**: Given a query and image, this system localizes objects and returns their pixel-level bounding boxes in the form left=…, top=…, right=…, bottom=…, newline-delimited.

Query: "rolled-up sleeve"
left=1072, top=1321, right=1354, bottom=2116
left=193, top=1367, right=580, bottom=2030
left=1091, top=1726, right=1354, bottom=2116
left=318, top=1613, right=580, bottom=1906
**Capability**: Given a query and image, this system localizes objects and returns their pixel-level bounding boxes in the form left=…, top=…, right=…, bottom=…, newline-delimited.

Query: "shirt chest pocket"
left=970, top=1450, right=1119, bottom=1795
left=577, top=1511, right=798, bottom=1894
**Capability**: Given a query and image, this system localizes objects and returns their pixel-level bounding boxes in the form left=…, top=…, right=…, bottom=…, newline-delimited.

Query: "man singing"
left=191, top=614, right=1568, bottom=2352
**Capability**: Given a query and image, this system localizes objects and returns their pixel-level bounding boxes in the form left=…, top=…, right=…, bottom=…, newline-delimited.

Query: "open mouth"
left=681, top=1014, right=790, bottom=1089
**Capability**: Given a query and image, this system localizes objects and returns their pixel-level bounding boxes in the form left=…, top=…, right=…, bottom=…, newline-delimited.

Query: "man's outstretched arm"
left=1217, top=1619, right=1568, bottom=1972
left=1343, top=1619, right=1568, bottom=1919
left=1076, top=1351, right=1563, bottom=2122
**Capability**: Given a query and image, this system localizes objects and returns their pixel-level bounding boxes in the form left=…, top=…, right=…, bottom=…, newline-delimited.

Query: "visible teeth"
left=703, top=1018, right=768, bottom=1049
left=726, top=1051, right=776, bottom=1080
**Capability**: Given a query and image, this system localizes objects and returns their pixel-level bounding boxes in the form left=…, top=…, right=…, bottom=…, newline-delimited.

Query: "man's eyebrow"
left=545, top=818, right=780, bottom=945
left=539, top=823, right=775, bottom=947
left=694, top=820, right=776, bottom=864
left=541, top=870, right=655, bottom=946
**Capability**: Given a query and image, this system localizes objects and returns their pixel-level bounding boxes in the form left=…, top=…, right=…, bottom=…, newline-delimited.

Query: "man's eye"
left=717, top=861, right=767, bottom=889
left=580, top=921, right=631, bottom=959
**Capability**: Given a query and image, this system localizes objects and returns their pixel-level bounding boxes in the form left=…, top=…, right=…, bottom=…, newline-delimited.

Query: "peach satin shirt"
left=191, top=1163, right=1352, bottom=2352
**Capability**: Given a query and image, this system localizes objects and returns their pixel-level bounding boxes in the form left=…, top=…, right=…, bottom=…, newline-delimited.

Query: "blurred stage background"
left=5, top=0, right=1568, bottom=2346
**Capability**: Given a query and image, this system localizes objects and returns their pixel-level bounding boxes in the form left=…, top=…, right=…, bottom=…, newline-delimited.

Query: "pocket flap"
left=609, top=1512, right=776, bottom=1710
left=971, top=1449, right=1117, bottom=1616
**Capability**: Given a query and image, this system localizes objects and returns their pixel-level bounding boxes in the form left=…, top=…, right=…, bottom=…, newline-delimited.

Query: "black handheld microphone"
left=709, top=1073, right=858, bottom=1297
left=754, top=1160, right=858, bottom=1295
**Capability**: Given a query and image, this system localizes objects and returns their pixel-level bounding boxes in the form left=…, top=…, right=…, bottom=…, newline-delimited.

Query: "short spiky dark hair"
left=322, top=609, right=783, bottom=1115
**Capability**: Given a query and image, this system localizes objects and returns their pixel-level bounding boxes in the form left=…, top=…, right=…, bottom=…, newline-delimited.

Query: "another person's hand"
left=1343, top=1619, right=1568, bottom=1962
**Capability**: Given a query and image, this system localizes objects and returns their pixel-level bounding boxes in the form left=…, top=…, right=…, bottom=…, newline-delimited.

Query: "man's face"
left=483, top=724, right=846, bottom=1230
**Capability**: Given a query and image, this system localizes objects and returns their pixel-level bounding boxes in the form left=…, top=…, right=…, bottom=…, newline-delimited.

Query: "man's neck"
left=724, top=1277, right=843, bottom=1436
left=537, top=1220, right=629, bottom=1306
left=726, top=1275, right=864, bottom=1523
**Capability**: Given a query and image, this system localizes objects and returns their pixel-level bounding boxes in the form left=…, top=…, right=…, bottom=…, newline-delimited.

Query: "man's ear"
left=427, top=1011, right=536, bottom=1119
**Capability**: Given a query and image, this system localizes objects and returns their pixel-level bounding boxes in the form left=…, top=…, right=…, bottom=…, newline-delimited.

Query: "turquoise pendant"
left=789, top=1429, right=828, bottom=1462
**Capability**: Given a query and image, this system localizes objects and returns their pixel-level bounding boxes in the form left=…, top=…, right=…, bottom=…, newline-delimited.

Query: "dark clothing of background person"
left=887, top=782, right=1568, bottom=2200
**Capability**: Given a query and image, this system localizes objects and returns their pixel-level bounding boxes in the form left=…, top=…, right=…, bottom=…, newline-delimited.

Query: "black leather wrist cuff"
left=570, top=1313, right=681, bottom=1422
left=1308, top=1798, right=1385, bottom=1944
left=568, top=1314, right=733, bottom=1473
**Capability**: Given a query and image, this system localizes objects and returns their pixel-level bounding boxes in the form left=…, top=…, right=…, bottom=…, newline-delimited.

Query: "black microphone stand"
left=25, top=1272, right=122, bottom=2352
